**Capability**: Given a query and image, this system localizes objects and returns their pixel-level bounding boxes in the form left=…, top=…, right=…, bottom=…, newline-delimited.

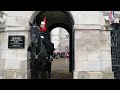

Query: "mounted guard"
left=39, top=17, right=55, bottom=61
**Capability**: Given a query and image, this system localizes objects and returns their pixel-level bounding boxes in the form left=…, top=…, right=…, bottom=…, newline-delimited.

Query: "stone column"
left=0, top=31, right=7, bottom=79
left=0, top=11, right=29, bottom=79
left=73, top=24, right=114, bottom=79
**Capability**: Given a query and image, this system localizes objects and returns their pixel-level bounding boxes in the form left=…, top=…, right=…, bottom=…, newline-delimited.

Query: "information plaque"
left=8, top=36, right=25, bottom=48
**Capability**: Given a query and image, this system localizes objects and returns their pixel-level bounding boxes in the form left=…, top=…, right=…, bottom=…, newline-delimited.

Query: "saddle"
left=43, top=39, right=55, bottom=55
left=39, top=31, right=55, bottom=55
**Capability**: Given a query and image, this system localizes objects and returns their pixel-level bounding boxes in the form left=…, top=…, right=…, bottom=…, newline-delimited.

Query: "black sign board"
left=8, top=36, right=25, bottom=48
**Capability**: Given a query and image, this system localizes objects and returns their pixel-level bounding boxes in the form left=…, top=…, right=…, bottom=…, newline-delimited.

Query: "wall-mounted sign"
left=8, top=36, right=25, bottom=48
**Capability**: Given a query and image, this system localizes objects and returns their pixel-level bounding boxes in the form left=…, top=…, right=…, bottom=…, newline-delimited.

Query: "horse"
left=28, top=22, right=51, bottom=79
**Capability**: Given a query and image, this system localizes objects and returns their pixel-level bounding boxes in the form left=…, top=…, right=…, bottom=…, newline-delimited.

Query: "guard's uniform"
left=40, top=17, right=55, bottom=57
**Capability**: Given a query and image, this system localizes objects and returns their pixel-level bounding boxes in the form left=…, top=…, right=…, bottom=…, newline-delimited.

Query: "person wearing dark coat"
left=39, top=17, right=55, bottom=61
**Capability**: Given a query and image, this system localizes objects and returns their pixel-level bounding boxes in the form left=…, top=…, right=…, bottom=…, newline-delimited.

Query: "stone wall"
left=0, top=30, right=29, bottom=79
left=0, top=11, right=114, bottom=79
left=74, top=24, right=114, bottom=79
left=0, top=11, right=29, bottom=79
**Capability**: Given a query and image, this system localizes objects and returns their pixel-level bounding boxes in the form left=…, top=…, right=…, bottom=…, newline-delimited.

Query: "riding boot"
left=49, top=55, right=53, bottom=62
left=47, top=54, right=49, bottom=60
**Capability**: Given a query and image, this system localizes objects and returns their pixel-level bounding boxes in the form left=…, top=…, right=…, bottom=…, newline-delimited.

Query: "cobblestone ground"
left=50, top=58, right=73, bottom=79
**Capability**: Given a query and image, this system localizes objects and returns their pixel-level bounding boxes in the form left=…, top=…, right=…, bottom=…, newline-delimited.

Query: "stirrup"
left=49, top=58, right=53, bottom=62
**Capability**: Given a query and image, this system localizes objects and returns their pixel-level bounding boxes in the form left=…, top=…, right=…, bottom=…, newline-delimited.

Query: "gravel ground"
left=50, top=58, right=73, bottom=79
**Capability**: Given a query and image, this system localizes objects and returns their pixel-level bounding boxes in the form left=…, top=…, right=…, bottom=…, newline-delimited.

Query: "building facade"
left=51, top=27, right=69, bottom=52
left=0, top=11, right=118, bottom=79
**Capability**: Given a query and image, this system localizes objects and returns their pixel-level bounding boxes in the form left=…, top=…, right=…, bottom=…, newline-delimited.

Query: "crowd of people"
left=53, top=51, right=69, bottom=59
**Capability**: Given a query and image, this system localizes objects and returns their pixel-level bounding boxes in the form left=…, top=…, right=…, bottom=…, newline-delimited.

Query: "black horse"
left=28, top=22, right=52, bottom=79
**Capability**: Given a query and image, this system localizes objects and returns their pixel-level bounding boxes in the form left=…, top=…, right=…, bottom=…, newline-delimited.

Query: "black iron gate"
left=111, top=23, right=120, bottom=79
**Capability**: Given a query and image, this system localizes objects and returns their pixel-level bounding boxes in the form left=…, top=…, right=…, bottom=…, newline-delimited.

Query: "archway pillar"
left=73, top=24, right=114, bottom=79
left=0, top=12, right=30, bottom=79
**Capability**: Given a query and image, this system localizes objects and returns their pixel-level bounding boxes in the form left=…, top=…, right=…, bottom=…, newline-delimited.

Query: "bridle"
left=33, top=35, right=44, bottom=59
left=31, top=25, right=44, bottom=60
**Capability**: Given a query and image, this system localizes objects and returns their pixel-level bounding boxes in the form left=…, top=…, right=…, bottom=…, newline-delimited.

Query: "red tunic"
left=40, top=27, right=47, bottom=32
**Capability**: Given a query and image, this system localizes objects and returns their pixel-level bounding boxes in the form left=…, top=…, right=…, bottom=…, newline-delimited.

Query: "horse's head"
left=29, top=22, right=40, bottom=45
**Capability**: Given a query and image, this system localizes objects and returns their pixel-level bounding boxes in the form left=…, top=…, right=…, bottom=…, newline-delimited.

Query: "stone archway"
left=29, top=11, right=75, bottom=25
left=28, top=11, right=75, bottom=79
left=0, top=11, right=114, bottom=79
left=27, top=11, right=114, bottom=79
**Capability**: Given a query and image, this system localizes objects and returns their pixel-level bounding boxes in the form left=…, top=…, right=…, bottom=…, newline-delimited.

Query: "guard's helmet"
left=41, top=21, right=45, bottom=25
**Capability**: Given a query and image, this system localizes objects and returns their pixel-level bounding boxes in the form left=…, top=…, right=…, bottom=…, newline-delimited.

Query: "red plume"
left=44, top=17, right=46, bottom=27
left=44, top=17, right=46, bottom=22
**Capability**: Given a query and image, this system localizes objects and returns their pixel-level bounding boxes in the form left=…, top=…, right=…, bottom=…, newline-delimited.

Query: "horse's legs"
left=30, top=61, right=33, bottom=79
left=46, top=55, right=50, bottom=79
left=31, top=68, right=35, bottom=79
left=44, top=71, right=47, bottom=79
left=30, top=62, right=36, bottom=79
left=30, top=61, right=35, bottom=79
left=31, top=69, right=33, bottom=79
left=38, top=70, right=42, bottom=79
left=40, top=60, right=47, bottom=79
left=30, top=54, right=37, bottom=79
left=32, top=61, right=39, bottom=79
left=48, top=61, right=51, bottom=79
left=36, top=61, right=45, bottom=79
left=35, top=70, right=38, bottom=79
left=37, top=63, right=41, bottom=79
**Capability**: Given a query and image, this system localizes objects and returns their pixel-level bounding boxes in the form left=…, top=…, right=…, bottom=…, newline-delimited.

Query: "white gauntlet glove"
left=41, top=36, right=44, bottom=39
